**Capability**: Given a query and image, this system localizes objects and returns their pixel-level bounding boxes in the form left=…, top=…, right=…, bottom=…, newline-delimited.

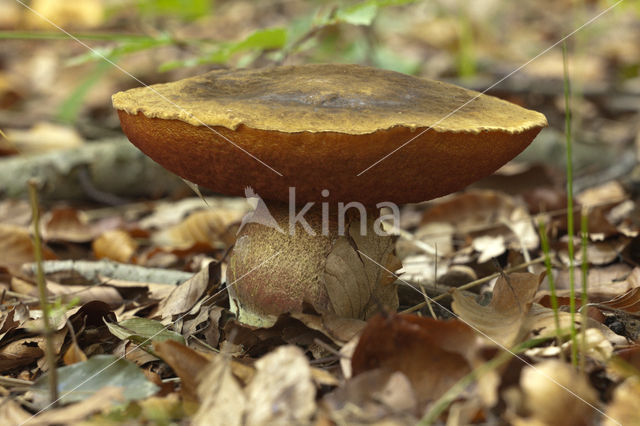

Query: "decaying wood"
left=21, top=259, right=194, bottom=285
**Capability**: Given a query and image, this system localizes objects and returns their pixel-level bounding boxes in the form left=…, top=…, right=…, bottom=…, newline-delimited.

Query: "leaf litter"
left=1, top=0, right=640, bottom=424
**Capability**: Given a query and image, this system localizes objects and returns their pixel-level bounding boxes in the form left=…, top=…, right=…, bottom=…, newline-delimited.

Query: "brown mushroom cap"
left=113, top=64, right=547, bottom=205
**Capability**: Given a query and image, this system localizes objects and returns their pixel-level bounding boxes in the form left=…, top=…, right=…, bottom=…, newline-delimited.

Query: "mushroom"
left=112, top=64, right=547, bottom=327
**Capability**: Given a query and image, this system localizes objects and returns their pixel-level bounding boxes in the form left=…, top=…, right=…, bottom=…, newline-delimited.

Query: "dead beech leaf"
left=154, top=340, right=209, bottom=403
left=0, top=398, right=31, bottom=425
left=42, top=207, right=95, bottom=243
left=24, top=386, right=123, bottom=426
left=320, top=217, right=399, bottom=320
left=472, top=234, right=506, bottom=264
left=420, top=190, right=538, bottom=252
left=291, top=312, right=366, bottom=345
left=452, top=272, right=542, bottom=346
left=5, top=122, right=84, bottom=154
left=323, top=369, right=418, bottom=424
left=152, top=208, right=243, bottom=249
left=92, top=229, right=138, bottom=263
left=157, top=263, right=219, bottom=320
left=0, top=224, right=56, bottom=268
left=517, top=360, right=599, bottom=426
left=352, top=314, right=476, bottom=405
left=245, top=345, right=316, bottom=425
left=605, top=377, right=640, bottom=426
left=63, top=341, right=87, bottom=365
left=194, top=355, right=246, bottom=426
left=596, top=281, right=640, bottom=314
left=0, top=337, right=44, bottom=371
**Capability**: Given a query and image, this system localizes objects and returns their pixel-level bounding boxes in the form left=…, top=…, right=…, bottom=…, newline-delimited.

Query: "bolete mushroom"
left=112, top=64, right=547, bottom=327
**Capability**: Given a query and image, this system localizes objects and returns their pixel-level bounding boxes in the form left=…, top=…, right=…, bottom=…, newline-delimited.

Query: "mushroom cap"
left=113, top=64, right=547, bottom=205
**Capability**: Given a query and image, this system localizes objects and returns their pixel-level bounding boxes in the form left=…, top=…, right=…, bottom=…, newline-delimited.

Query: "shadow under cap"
left=113, top=64, right=547, bottom=206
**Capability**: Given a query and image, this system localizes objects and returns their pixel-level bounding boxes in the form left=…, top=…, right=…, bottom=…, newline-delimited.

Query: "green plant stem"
left=28, top=180, right=58, bottom=406
left=419, top=337, right=550, bottom=425
left=580, top=208, right=589, bottom=373
left=538, top=219, right=563, bottom=352
left=0, top=30, right=160, bottom=42
left=562, top=41, right=578, bottom=367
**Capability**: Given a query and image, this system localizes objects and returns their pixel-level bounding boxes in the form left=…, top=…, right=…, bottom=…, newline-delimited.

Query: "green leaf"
left=136, top=0, right=212, bottom=20
left=105, top=317, right=185, bottom=348
left=334, top=0, right=419, bottom=26
left=32, top=355, right=158, bottom=406
left=335, top=2, right=379, bottom=26
left=160, top=27, right=287, bottom=71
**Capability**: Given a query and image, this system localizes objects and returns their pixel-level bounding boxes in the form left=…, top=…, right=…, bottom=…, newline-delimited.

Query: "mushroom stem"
left=227, top=201, right=399, bottom=327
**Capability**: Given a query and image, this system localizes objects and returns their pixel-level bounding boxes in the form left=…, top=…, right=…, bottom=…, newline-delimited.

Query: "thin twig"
left=28, top=179, right=58, bottom=406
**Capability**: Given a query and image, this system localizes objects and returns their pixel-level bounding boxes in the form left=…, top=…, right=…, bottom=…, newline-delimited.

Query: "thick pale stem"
left=227, top=202, right=399, bottom=327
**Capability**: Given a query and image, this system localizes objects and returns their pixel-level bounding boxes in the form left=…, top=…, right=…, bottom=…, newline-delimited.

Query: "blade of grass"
left=538, top=219, right=564, bottom=352
left=562, top=40, right=579, bottom=367
left=28, top=179, right=58, bottom=406
left=57, top=59, right=114, bottom=123
left=580, top=208, right=589, bottom=373
left=419, top=337, right=551, bottom=425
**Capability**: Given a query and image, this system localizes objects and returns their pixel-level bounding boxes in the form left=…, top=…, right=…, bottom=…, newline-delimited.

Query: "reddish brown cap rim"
left=113, top=64, right=547, bottom=205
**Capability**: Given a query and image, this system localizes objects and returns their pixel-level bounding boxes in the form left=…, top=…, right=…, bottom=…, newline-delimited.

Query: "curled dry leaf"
left=63, top=341, right=88, bottom=365
left=92, top=229, right=138, bottom=263
left=195, top=355, right=246, bottom=426
left=24, top=386, right=123, bottom=426
left=420, top=189, right=538, bottom=252
left=0, top=223, right=56, bottom=269
left=156, top=262, right=220, bottom=320
left=151, top=208, right=244, bottom=249
left=323, top=369, right=418, bottom=424
left=154, top=340, right=209, bottom=403
left=42, top=207, right=95, bottom=243
left=605, top=377, right=640, bottom=426
left=515, top=360, right=599, bottom=426
left=452, top=272, right=542, bottom=347
left=351, top=314, right=477, bottom=405
left=245, top=345, right=316, bottom=425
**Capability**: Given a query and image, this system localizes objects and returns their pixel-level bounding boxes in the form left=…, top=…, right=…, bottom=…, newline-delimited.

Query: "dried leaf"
left=92, top=229, right=138, bottom=263
left=42, top=207, right=95, bottom=243
left=63, top=341, right=87, bottom=365
left=245, top=345, right=316, bottom=425
left=0, top=224, right=55, bottom=269
left=517, top=360, right=598, bottom=426
left=323, top=368, right=418, bottom=424
left=154, top=340, right=209, bottom=403
left=452, top=272, right=542, bottom=346
left=352, top=314, right=476, bottom=405
left=605, top=377, right=640, bottom=426
left=152, top=208, right=243, bottom=249
left=194, top=355, right=246, bottom=426
left=157, top=263, right=220, bottom=320
left=25, top=386, right=122, bottom=426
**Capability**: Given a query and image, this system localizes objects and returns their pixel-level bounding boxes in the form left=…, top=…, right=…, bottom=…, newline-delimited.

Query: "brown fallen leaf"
left=352, top=314, right=476, bottom=405
left=92, top=229, right=139, bottom=263
left=323, top=368, right=418, bottom=424
left=156, top=262, right=220, bottom=320
left=151, top=208, right=244, bottom=250
left=245, top=345, right=316, bottom=425
left=194, top=354, right=246, bottom=426
left=513, top=360, right=599, bottom=426
left=605, top=377, right=640, bottom=426
left=452, top=272, right=542, bottom=346
left=153, top=340, right=209, bottom=403
left=0, top=224, right=56, bottom=269
left=63, top=341, right=87, bottom=365
left=24, top=386, right=123, bottom=425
